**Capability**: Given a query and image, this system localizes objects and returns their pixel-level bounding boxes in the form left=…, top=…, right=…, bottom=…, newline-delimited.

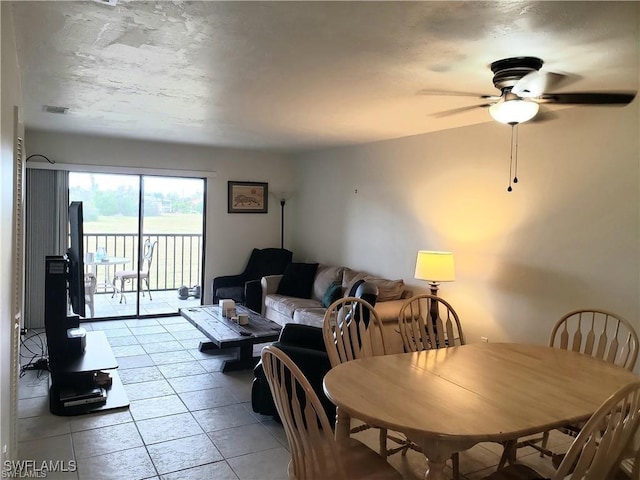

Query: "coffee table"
left=179, top=305, right=282, bottom=372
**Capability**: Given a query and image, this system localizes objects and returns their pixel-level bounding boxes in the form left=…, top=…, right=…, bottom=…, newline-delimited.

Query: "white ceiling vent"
left=93, top=0, right=118, bottom=6
left=42, top=105, right=69, bottom=114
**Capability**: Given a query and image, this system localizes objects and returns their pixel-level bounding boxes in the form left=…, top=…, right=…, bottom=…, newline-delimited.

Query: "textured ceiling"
left=10, top=1, right=640, bottom=152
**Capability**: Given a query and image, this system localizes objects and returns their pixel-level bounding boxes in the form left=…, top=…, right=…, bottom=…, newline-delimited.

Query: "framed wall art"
left=228, top=181, right=268, bottom=213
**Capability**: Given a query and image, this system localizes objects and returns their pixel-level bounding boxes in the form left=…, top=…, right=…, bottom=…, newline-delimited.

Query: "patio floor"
left=88, top=288, right=202, bottom=319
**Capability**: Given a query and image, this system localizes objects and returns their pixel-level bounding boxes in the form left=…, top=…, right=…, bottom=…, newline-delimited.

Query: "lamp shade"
left=489, top=99, right=539, bottom=125
left=414, top=251, right=455, bottom=283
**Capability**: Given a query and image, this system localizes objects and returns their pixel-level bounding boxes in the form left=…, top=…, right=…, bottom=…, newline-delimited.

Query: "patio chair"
left=112, top=238, right=157, bottom=304
left=84, top=273, right=96, bottom=318
left=261, top=345, right=403, bottom=480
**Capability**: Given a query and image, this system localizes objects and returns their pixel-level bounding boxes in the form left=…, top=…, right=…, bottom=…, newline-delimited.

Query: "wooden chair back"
left=398, top=294, right=465, bottom=352
left=554, top=380, right=640, bottom=480
left=322, top=297, right=387, bottom=367
left=550, top=309, right=638, bottom=371
left=261, top=345, right=346, bottom=480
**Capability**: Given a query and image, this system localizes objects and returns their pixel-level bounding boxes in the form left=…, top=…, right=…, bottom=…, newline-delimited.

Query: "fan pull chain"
left=513, top=123, right=519, bottom=185
left=507, top=124, right=515, bottom=192
left=507, top=123, right=520, bottom=192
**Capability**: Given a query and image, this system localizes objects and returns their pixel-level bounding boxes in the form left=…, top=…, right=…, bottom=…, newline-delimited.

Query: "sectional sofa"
left=248, top=263, right=410, bottom=353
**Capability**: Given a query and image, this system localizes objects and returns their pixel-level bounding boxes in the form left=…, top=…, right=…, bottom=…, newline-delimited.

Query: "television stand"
left=49, top=331, right=129, bottom=416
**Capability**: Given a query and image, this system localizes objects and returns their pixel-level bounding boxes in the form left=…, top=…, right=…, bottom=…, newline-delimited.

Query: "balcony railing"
left=84, top=233, right=203, bottom=294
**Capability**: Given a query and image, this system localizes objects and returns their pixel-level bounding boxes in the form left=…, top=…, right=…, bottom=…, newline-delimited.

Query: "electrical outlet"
left=481, top=336, right=489, bottom=343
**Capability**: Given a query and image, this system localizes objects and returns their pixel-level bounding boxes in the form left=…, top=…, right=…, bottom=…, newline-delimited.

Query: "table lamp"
left=414, top=250, right=455, bottom=296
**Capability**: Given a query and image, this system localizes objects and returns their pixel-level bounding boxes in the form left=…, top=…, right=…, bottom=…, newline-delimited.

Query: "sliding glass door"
left=69, top=172, right=205, bottom=320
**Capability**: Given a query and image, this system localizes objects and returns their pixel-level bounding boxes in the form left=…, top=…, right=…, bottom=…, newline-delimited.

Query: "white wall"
left=26, top=131, right=296, bottom=303
left=293, top=102, right=640, bottom=370
left=1, top=2, right=22, bottom=462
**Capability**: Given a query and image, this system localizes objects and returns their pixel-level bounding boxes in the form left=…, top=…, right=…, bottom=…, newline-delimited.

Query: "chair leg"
left=379, top=428, right=388, bottom=458
left=540, top=431, right=550, bottom=457
left=119, top=278, right=127, bottom=304
left=145, top=278, right=152, bottom=300
left=497, top=440, right=516, bottom=470
left=452, top=452, right=460, bottom=480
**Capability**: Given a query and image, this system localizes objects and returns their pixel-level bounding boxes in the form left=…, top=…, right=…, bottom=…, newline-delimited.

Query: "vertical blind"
left=24, top=169, right=68, bottom=329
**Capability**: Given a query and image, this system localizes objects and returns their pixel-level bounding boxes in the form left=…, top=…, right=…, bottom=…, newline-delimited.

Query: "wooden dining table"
left=323, top=342, right=638, bottom=480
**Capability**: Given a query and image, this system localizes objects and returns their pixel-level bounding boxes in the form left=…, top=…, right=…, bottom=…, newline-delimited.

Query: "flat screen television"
left=67, top=201, right=85, bottom=318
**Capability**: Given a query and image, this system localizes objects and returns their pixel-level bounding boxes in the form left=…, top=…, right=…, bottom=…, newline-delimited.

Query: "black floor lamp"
left=280, top=198, right=286, bottom=249
left=272, top=191, right=294, bottom=250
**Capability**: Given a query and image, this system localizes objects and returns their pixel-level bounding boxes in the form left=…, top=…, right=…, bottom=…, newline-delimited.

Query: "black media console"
left=45, top=256, right=129, bottom=416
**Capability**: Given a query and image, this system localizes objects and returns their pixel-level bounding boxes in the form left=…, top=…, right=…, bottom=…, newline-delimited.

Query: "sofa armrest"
left=279, top=324, right=326, bottom=352
left=244, top=280, right=262, bottom=313
left=261, top=274, right=283, bottom=295
left=259, top=274, right=283, bottom=315
left=212, top=273, right=246, bottom=303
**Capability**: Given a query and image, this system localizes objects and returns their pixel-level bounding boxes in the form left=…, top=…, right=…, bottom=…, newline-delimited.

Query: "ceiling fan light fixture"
left=489, top=99, right=539, bottom=125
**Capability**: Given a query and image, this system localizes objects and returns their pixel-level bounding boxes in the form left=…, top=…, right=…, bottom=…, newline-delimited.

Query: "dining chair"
left=260, top=345, right=403, bottom=480
left=498, top=309, right=639, bottom=469
left=84, top=273, right=97, bottom=318
left=322, top=296, right=411, bottom=458
left=397, top=293, right=464, bottom=478
left=485, top=380, right=640, bottom=480
left=112, top=238, right=157, bottom=304
left=397, top=293, right=465, bottom=352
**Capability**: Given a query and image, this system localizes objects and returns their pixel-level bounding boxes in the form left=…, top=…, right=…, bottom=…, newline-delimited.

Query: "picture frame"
left=228, top=181, right=268, bottom=213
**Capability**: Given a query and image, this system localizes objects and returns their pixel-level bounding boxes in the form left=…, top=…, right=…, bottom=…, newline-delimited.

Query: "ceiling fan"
left=424, top=56, right=637, bottom=125
left=422, top=56, right=636, bottom=191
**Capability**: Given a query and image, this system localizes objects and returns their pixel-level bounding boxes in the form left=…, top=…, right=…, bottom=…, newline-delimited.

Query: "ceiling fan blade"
left=537, top=92, right=636, bottom=105
left=512, top=71, right=569, bottom=98
left=417, top=89, right=499, bottom=100
left=431, top=103, right=492, bottom=118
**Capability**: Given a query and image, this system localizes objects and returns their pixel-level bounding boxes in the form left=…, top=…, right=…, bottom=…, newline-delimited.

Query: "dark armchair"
left=211, top=248, right=293, bottom=309
left=251, top=323, right=335, bottom=424
left=251, top=282, right=379, bottom=425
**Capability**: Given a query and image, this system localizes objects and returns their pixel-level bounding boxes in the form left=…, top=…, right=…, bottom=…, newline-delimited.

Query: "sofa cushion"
left=342, top=269, right=405, bottom=302
left=321, top=281, right=343, bottom=308
left=277, top=263, right=319, bottom=299
left=312, top=265, right=345, bottom=301
left=292, top=308, right=327, bottom=328
left=265, top=294, right=322, bottom=320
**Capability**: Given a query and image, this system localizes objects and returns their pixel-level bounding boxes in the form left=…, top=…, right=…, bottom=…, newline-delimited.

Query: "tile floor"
left=17, top=316, right=572, bottom=480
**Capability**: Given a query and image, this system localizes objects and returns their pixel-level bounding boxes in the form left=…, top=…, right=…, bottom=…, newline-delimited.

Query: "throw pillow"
left=312, top=265, right=345, bottom=301
left=368, top=277, right=405, bottom=302
left=276, top=263, right=319, bottom=299
left=321, top=281, right=343, bottom=308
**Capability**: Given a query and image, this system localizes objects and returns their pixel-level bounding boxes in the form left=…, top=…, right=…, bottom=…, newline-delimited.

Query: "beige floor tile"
left=226, top=447, right=291, bottom=480
left=76, top=446, right=156, bottom=480
left=208, top=423, right=281, bottom=458
left=136, top=412, right=204, bottom=445
left=147, top=433, right=223, bottom=475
